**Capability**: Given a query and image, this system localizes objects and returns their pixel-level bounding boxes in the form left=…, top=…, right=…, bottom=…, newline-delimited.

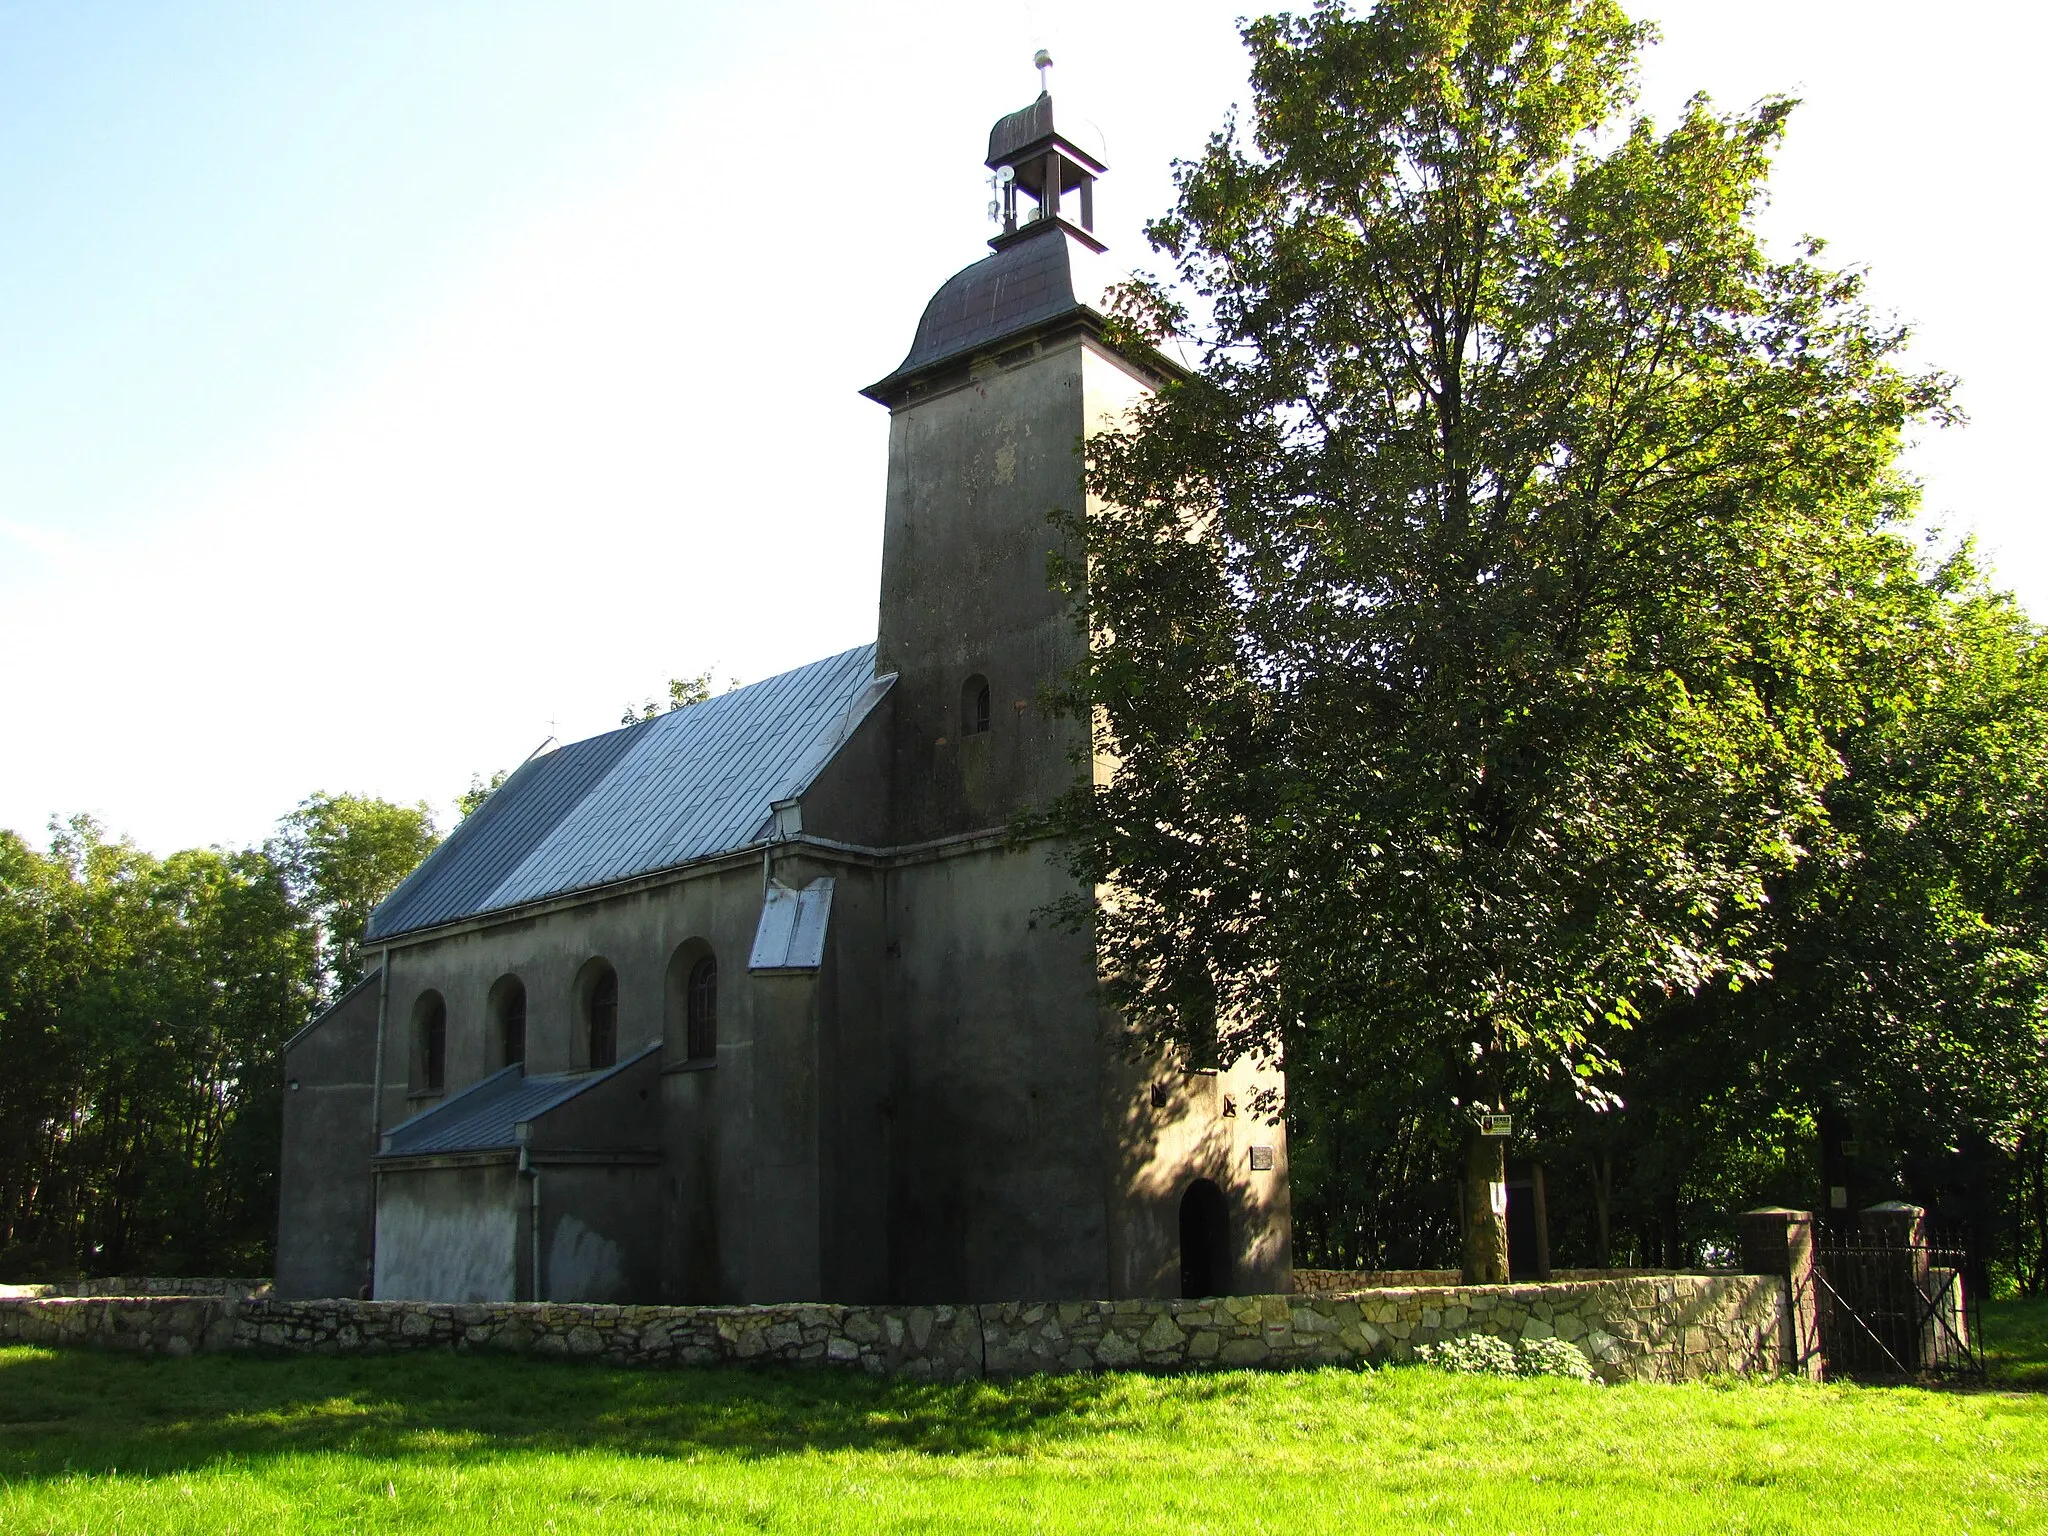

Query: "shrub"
left=1416, top=1335, right=1519, bottom=1375
left=1415, top=1333, right=1598, bottom=1383
left=1516, top=1336, right=1598, bottom=1383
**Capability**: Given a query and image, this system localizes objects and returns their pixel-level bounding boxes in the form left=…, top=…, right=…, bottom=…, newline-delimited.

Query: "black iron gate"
left=1813, top=1229, right=1984, bottom=1381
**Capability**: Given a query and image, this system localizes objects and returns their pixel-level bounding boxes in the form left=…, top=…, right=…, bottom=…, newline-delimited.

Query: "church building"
left=275, top=78, right=1292, bottom=1308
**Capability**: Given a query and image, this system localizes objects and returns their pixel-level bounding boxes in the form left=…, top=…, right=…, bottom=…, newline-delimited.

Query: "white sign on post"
left=1480, top=1113, right=1513, bottom=1137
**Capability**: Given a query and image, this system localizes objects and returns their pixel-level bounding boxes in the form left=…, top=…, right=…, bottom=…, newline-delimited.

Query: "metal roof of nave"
left=364, top=644, right=889, bottom=942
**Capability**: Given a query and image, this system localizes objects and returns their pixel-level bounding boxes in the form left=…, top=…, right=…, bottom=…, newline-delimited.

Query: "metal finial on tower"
left=1034, top=48, right=1053, bottom=94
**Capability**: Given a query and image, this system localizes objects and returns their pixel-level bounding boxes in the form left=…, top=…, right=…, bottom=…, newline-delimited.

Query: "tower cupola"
left=985, top=53, right=1107, bottom=254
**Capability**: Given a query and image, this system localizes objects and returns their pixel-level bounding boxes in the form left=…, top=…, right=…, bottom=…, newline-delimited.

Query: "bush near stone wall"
left=0, top=1274, right=1786, bottom=1385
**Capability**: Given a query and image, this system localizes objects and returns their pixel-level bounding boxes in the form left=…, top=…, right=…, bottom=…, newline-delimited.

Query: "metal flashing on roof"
left=749, top=878, right=835, bottom=973
left=365, top=645, right=889, bottom=942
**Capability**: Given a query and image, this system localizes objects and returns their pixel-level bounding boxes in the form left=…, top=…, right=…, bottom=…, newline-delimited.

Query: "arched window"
left=665, top=941, right=717, bottom=1065
left=962, top=673, right=991, bottom=736
left=415, top=992, right=447, bottom=1094
left=686, top=954, right=718, bottom=1060
left=586, top=966, right=618, bottom=1069
left=492, top=976, right=527, bottom=1068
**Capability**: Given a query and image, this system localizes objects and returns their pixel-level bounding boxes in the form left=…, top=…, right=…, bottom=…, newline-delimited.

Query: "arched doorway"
left=1179, top=1179, right=1231, bottom=1298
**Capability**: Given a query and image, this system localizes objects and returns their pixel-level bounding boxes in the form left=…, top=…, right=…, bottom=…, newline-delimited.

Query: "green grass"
left=0, top=1303, right=2041, bottom=1534
left=1989, top=1296, right=2048, bottom=1391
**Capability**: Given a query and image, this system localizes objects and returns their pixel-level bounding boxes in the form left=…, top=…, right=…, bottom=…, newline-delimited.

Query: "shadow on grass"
left=1984, top=1297, right=2048, bottom=1391
left=0, top=1346, right=1266, bottom=1483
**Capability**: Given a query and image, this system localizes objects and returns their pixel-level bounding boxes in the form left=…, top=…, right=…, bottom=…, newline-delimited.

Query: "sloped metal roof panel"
left=364, top=644, right=886, bottom=942
left=366, top=726, right=645, bottom=941
left=377, top=1046, right=660, bottom=1158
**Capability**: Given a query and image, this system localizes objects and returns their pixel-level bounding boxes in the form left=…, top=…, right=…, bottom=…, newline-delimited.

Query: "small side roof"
left=377, top=1045, right=659, bottom=1158
left=365, top=644, right=889, bottom=942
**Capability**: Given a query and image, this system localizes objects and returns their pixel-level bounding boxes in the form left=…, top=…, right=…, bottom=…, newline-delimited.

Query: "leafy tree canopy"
left=457, top=769, right=509, bottom=821
left=623, top=668, right=741, bottom=726
left=271, top=792, right=439, bottom=994
left=1054, top=0, right=1952, bottom=1279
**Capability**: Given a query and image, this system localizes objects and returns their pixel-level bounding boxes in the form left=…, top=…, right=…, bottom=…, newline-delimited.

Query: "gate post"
left=1737, top=1207, right=1822, bottom=1380
left=1859, top=1200, right=1927, bottom=1252
left=1860, top=1201, right=1931, bottom=1371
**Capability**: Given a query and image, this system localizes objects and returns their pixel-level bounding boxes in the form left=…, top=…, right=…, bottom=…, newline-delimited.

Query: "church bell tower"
left=862, top=65, right=1176, bottom=847
left=860, top=65, right=1290, bottom=1305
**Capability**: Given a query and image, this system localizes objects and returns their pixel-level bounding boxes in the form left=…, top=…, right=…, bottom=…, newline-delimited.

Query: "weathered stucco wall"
left=277, top=976, right=381, bottom=1300
left=874, top=335, right=1092, bottom=846
left=368, top=860, right=766, bottom=1118
left=884, top=839, right=1111, bottom=1302
left=0, top=1274, right=1784, bottom=1385
left=539, top=1165, right=662, bottom=1304
left=374, top=1161, right=520, bottom=1303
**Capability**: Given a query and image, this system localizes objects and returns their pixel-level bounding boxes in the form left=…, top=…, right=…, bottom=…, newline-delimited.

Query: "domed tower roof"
left=864, top=224, right=1122, bottom=404
left=864, top=75, right=1156, bottom=407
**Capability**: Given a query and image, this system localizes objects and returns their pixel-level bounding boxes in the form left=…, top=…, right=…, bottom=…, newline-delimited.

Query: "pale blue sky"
left=3, top=1, right=2041, bottom=853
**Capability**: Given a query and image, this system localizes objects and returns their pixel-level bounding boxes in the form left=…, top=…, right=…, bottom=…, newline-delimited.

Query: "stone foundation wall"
left=241, top=1299, right=985, bottom=1381
left=0, top=1277, right=269, bottom=1300
left=1295, top=1269, right=1463, bottom=1291
left=986, top=1277, right=1782, bottom=1382
left=0, top=1296, right=240, bottom=1357
left=1293, top=1267, right=1697, bottom=1294
left=0, top=1274, right=1786, bottom=1384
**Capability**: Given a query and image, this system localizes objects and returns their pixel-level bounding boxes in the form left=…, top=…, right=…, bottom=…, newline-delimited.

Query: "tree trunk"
left=1461, top=1130, right=1509, bottom=1284
left=1660, top=1189, right=1682, bottom=1269
left=1592, top=1154, right=1612, bottom=1268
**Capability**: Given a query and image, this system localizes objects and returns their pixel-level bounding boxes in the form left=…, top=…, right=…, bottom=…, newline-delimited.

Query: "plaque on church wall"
left=1249, top=1145, right=1274, bottom=1171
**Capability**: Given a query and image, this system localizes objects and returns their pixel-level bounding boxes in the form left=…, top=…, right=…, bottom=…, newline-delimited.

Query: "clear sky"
left=3, top=1, right=2040, bottom=855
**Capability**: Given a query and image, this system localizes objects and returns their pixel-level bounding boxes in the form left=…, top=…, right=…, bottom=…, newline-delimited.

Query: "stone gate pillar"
left=1737, top=1207, right=1822, bottom=1380
left=1861, top=1200, right=1932, bottom=1371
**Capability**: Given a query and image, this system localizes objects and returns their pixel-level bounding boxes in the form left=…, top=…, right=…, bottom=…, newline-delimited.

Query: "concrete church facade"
left=275, top=84, right=1292, bottom=1308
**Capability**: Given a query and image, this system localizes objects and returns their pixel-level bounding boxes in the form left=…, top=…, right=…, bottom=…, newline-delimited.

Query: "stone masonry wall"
left=0, top=1274, right=1786, bottom=1385
left=1293, top=1268, right=1696, bottom=1294
left=985, top=1277, right=1783, bottom=1383
left=0, top=1277, right=269, bottom=1301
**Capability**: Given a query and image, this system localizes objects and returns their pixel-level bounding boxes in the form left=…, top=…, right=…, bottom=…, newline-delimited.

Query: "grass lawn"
left=1, top=1299, right=2042, bottom=1535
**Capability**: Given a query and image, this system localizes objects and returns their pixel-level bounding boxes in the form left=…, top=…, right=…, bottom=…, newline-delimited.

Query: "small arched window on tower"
left=686, top=955, right=718, bottom=1061
left=962, top=674, right=992, bottom=736
left=586, top=966, right=618, bottom=1069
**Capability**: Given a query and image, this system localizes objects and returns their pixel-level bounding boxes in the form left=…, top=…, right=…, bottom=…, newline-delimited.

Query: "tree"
left=1634, top=546, right=2048, bottom=1277
left=1052, top=0, right=1950, bottom=1280
left=272, top=792, right=439, bottom=995
left=457, top=769, right=509, bottom=820
left=0, top=818, right=316, bottom=1276
left=621, top=668, right=740, bottom=726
